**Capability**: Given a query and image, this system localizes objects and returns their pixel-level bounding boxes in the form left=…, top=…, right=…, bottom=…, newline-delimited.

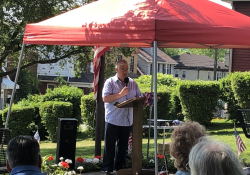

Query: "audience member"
left=189, top=140, right=246, bottom=175
left=169, top=121, right=206, bottom=175
left=6, top=135, right=45, bottom=175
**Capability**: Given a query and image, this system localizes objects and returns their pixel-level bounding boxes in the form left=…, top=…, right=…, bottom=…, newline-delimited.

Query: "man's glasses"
left=119, top=68, right=128, bottom=72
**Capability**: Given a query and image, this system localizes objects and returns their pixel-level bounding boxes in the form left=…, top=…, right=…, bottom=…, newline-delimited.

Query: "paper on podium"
left=115, top=97, right=145, bottom=108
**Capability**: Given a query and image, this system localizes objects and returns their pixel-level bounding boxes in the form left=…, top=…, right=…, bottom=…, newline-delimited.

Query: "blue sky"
left=209, top=0, right=232, bottom=9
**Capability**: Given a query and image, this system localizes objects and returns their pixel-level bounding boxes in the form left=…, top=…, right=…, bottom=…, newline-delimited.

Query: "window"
left=182, top=70, right=186, bottom=79
left=216, top=72, right=222, bottom=81
left=47, top=84, right=56, bottom=90
left=158, top=63, right=160, bottom=73
left=208, top=72, right=210, bottom=80
left=174, top=69, right=179, bottom=77
left=130, top=56, right=134, bottom=72
left=163, top=64, right=166, bottom=74
left=116, top=55, right=122, bottom=61
left=223, top=72, right=228, bottom=78
left=167, top=64, right=171, bottom=74
left=150, top=64, right=152, bottom=74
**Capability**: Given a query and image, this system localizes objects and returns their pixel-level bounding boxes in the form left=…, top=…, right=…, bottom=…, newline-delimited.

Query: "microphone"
left=124, top=77, right=129, bottom=86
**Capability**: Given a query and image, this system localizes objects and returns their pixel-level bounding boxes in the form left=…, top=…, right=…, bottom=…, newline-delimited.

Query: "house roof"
left=172, top=52, right=228, bottom=70
left=39, top=73, right=94, bottom=83
left=139, top=48, right=177, bottom=64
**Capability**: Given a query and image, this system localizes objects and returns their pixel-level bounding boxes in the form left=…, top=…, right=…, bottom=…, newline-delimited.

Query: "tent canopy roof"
left=23, top=0, right=250, bottom=48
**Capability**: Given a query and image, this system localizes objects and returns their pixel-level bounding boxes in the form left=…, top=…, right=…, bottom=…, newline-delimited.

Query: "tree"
left=185, top=48, right=228, bottom=62
left=0, top=0, right=97, bottom=77
left=0, top=0, right=135, bottom=78
left=160, top=48, right=185, bottom=57
left=14, top=69, right=40, bottom=102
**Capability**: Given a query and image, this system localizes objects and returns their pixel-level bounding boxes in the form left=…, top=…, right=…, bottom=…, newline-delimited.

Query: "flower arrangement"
left=42, top=155, right=103, bottom=174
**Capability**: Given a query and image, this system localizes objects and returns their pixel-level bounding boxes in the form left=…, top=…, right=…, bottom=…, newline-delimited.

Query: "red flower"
left=94, top=156, right=102, bottom=160
left=48, top=156, right=54, bottom=161
left=157, top=155, right=165, bottom=159
left=76, top=157, right=84, bottom=163
left=102, top=154, right=104, bottom=157
left=61, top=161, right=69, bottom=169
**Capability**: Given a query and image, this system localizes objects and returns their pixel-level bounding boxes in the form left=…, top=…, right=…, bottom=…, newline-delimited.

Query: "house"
left=222, top=0, right=250, bottom=72
left=137, top=48, right=178, bottom=75
left=172, top=52, right=228, bottom=81
left=37, top=61, right=93, bottom=94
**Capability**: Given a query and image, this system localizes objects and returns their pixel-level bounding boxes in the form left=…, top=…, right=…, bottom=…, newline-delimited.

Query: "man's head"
left=115, top=59, right=128, bottom=82
left=6, top=135, right=41, bottom=172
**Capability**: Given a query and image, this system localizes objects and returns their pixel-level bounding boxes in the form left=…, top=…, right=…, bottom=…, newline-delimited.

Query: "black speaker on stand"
left=56, top=118, right=77, bottom=169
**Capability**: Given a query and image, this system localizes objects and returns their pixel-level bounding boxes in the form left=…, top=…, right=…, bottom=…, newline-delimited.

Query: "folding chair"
left=236, top=109, right=250, bottom=138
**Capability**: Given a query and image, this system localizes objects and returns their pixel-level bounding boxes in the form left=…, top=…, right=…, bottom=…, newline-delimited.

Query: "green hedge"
left=2, top=105, right=34, bottom=137
left=43, top=86, right=83, bottom=129
left=39, top=101, right=73, bottom=142
left=178, top=80, right=220, bottom=125
left=231, top=72, right=250, bottom=109
left=80, top=93, right=104, bottom=139
left=17, top=95, right=48, bottom=139
left=220, top=74, right=240, bottom=121
left=168, top=87, right=184, bottom=121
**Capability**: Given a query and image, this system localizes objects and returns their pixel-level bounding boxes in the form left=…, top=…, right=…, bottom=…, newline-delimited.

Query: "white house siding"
left=37, top=62, right=74, bottom=77
left=137, top=56, right=150, bottom=75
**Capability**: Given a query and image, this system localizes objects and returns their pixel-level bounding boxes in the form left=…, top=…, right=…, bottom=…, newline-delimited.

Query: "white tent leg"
left=153, top=41, right=158, bottom=175
left=5, top=44, right=26, bottom=128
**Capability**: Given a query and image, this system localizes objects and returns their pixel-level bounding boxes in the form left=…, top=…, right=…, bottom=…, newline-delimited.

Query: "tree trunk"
left=213, top=49, right=218, bottom=80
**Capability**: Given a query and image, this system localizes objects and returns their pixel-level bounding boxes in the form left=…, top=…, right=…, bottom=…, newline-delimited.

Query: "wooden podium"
left=116, top=97, right=154, bottom=175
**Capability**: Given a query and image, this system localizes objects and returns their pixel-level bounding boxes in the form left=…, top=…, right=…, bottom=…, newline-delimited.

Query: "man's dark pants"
left=103, top=122, right=131, bottom=172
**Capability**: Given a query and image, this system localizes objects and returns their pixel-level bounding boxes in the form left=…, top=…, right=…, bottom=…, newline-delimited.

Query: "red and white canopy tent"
left=6, top=0, right=250, bottom=173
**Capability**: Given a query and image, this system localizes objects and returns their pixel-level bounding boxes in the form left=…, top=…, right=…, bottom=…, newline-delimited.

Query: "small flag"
left=93, top=46, right=110, bottom=100
left=234, top=124, right=246, bottom=157
left=158, top=160, right=168, bottom=175
left=34, top=130, right=40, bottom=144
left=128, top=133, right=132, bottom=155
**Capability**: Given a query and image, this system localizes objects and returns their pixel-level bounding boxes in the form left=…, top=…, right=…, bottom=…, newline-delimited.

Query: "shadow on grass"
left=40, top=145, right=97, bottom=158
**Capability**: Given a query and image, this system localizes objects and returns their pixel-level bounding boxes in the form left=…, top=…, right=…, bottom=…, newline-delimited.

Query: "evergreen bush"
left=178, top=80, right=220, bottom=125
left=39, top=101, right=73, bottom=142
left=2, top=105, right=34, bottom=137
left=43, top=86, right=83, bottom=129
left=220, top=74, right=240, bottom=121
left=231, top=72, right=250, bottom=109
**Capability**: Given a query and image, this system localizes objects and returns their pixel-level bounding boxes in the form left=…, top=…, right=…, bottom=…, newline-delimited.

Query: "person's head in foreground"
left=189, top=140, right=246, bottom=175
left=170, top=121, right=206, bottom=172
left=6, top=135, right=42, bottom=173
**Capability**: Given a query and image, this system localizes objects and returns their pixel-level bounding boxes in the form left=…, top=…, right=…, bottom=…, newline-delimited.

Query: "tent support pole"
left=153, top=41, right=158, bottom=175
left=147, top=47, right=154, bottom=159
left=5, top=44, right=25, bottom=128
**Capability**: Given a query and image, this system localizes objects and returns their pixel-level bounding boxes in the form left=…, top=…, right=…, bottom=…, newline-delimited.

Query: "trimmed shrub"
left=220, top=74, right=240, bottom=121
left=43, top=86, right=83, bottom=129
left=231, top=72, right=250, bottom=109
left=178, top=80, right=220, bottom=125
left=39, top=101, right=73, bottom=142
left=80, top=93, right=103, bottom=139
left=17, top=94, right=48, bottom=139
left=2, top=105, right=34, bottom=137
left=168, top=87, right=184, bottom=121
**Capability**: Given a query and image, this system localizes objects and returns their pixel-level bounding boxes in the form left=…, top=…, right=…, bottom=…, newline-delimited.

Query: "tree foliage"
left=185, top=48, right=228, bottom=61
left=0, top=0, right=135, bottom=78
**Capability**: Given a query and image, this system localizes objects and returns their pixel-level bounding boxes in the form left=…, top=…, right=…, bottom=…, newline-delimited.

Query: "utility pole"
left=213, top=49, right=218, bottom=80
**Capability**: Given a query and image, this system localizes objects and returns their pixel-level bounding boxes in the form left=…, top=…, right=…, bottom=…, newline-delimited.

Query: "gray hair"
left=189, top=140, right=246, bottom=175
left=116, top=59, right=128, bottom=68
left=6, top=135, right=40, bottom=168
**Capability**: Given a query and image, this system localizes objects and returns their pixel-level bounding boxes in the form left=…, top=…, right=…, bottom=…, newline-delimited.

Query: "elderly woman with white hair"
left=189, top=140, right=246, bottom=175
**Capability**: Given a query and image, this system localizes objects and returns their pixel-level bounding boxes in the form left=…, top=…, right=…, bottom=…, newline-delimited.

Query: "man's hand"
left=119, top=87, right=129, bottom=96
left=103, top=87, right=129, bottom=103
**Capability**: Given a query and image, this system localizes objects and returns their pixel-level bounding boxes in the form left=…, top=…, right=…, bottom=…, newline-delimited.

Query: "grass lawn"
left=40, top=119, right=250, bottom=166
